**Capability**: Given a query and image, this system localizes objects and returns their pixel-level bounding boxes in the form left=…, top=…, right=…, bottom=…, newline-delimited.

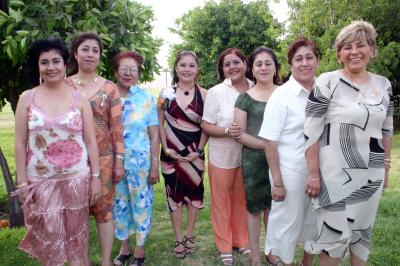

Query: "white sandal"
left=220, top=253, right=233, bottom=265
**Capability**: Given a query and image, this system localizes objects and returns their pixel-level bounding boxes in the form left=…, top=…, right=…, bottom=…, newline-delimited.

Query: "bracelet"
left=116, top=154, right=124, bottom=160
left=224, top=127, right=230, bottom=137
left=16, top=182, right=28, bottom=189
left=91, top=173, right=100, bottom=178
left=310, top=176, right=320, bottom=180
left=273, top=183, right=283, bottom=188
left=196, top=148, right=204, bottom=156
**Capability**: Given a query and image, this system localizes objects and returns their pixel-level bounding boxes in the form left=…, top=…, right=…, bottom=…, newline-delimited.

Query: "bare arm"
left=81, top=96, right=101, bottom=204
left=382, top=134, right=392, bottom=188
left=14, top=91, right=30, bottom=186
left=234, top=107, right=264, bottom=149
left=148, top=125, right=160, bottom=184
left=304, top=141, right=321, bottom=198
left=264, top=140, right=285, bottom=201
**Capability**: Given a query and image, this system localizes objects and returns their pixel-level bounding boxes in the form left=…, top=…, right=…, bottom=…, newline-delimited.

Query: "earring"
left=39, top=74, right=43, bottom=85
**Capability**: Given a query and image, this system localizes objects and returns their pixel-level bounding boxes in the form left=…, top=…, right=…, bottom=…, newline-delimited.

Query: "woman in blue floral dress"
left=111, top=51, right=160, bottom=266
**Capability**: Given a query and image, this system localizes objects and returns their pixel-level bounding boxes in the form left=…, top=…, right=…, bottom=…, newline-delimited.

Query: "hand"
left=166, top=149, right=183, bottom=160
left=90, top=177, right=102, bottom=206
left=113, top=158, right=125, bottom=183
left=272, top=185, right=286, bottom=202
left=227, top=122, right=242, bottom=139
left=17, top=190, right=30, bottom=204
left=305, top=176, right=321, bottom=198
left=181, top=152, right=200, bottom=162
left=148, top=167, right=160, bottom=185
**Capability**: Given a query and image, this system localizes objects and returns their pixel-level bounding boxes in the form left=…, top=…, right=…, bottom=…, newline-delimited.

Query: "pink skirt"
left=17, top=172, right=90, bottom=266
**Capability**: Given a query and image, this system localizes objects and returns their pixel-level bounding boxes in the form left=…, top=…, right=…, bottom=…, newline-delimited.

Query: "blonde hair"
left=335, top=20, right=377, bottom=59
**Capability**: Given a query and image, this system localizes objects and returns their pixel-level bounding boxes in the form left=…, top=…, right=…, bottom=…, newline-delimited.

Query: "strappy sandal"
left=174, top=240, right=186, bottom=259
left=183, top=235, right=195, bottom=254
left=113, top=252, right=133, bottom=266
left=220, top=253, right=233, bottom=265
left=233, top=247, right=251, bottom=256
left=129, top=256, right=145, bottom=266
left=265, top=254, right=284, bottom=266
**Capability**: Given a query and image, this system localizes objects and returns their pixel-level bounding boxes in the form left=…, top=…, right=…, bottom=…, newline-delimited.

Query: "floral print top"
left=26, top=89, right=89, bottom=177
left=122, top=85, right=158, bottom=171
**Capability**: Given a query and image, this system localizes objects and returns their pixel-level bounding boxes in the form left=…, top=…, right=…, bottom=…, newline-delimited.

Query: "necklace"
left=178, top=85, right=194, bottom=96
left=342, top=69, right=380, bottom=102
left=75, top=75, right=99, bottom=86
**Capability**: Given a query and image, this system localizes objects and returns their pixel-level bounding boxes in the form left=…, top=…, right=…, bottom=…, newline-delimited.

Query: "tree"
left=0, top=0, right=162, bottom=113
left=170, top=0, right=283, bottom=89
left=286, top=0, right=400, bottom=110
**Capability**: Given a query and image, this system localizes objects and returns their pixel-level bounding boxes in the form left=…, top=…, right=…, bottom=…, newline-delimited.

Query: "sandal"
left=174, top=240, right=186, bottom=259
left=184, top=235, right=195, bottom=254
left=234, top=247, right=251, bottom=256
left=129, top=256, right=145, bottom=266
left=113, top=252, right=133, bottom=266
left=220, top=253, right=233, bottom=265
left=266, top=254, right=283, bottom=266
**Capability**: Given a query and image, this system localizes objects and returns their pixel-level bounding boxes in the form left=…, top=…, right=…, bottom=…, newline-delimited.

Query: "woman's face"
left=252, top=52, right=276, bottom=84
left=175, top=55, right=198, bottom=84
left=115, top=57, right=140, bottom=89
left=338, top=38, right=374, bottom=74
left=74, top=39, right=101, bottom=73
left=38, top=49, right=66, bottom=84
left=222, top=53, right=247, bottom=83
left=290, top=45, right=318, bottom=86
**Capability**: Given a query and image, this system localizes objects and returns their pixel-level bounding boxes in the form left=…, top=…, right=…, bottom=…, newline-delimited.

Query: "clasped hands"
left=165, top=149, right=200, bottom=162
left=225, top=122, right=243, bottom=139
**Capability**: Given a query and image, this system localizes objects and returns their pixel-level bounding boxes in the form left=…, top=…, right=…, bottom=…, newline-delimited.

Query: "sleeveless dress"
left=17, top=89, right=90, bottom=266
left=234, top=92, right=271, bottom=214
left=160, top=86, right=205, bottom=212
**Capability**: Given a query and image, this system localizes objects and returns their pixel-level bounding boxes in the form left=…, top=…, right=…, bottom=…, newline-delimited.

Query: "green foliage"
left=287, top=0, right=400, bottom=101
left=170, top=0, right=283, bottom=89
left=0, top=0, right=162, bottom=111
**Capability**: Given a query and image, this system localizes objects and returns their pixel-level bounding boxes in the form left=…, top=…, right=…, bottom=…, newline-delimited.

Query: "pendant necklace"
left=75, top=75, right=99, bottom=86
left=178, top=85, right=194, bottom=96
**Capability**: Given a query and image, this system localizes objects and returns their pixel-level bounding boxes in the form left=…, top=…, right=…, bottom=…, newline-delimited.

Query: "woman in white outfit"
left=258, top=38, right=319, bottom=266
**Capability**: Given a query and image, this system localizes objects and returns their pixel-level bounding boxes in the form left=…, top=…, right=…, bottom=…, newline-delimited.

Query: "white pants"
left=264, top=167, right=318, bottom=264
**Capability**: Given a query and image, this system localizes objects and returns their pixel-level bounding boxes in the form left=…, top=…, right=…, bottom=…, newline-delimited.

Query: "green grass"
left=0, top=103, right=399, bottom=265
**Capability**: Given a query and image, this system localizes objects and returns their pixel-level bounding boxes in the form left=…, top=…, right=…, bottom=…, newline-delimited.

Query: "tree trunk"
left=0, top=147, right=24, bottom=227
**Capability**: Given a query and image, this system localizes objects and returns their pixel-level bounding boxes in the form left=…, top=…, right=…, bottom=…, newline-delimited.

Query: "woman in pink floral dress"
left=13, top=39, right=100, bottom=266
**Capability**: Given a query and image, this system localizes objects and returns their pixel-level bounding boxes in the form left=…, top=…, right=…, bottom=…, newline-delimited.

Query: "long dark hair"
left=67, top=32, right=103, bottom=75
left=27, top=38, right=69, bottom=87
left=247, top=46, right=281, bottom=85
left=171, top=50, right=199, bottom=85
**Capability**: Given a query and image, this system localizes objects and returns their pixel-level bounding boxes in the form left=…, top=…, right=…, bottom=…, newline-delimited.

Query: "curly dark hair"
left=27, top=38, right=69, bottom=87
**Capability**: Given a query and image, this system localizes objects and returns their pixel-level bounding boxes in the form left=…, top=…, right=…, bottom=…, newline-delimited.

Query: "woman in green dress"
left=233, top=46, right=281, bottom=266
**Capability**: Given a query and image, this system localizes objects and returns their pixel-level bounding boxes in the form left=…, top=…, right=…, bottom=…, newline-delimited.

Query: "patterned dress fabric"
left=160, top=86, right=205, bottom=212
left=304, top=70, right=393, bottom=261
left=113, top=85, right=159, bottom=246
left=234, top=92, right=271, bottom=213
left=18, top=89, right=90, bottom=266
left=66, top=78, right=124, bottom=222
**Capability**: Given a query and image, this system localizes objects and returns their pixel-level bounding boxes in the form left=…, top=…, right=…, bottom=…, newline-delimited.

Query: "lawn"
left=0, top=102, right=399, bottom=265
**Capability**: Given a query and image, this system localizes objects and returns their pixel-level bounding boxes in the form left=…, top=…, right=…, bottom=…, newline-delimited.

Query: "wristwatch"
left=196, top=148, right=204, bottom=156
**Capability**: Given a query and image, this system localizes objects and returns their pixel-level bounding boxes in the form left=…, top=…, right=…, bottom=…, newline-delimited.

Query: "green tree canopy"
left=287, top=0, right=400, bottom=99
left=169, top=0, right=283, bottom=89
left=0, top=0, right=162, bottom=112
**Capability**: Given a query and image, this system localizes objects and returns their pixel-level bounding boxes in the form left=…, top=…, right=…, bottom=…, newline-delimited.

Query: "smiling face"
left=115, top=57, right=140, bottom=89
left=74, top=39, right=101, bottom=73
left=222, top=53, right=247, bottom=83
left=38, top=49, right=66, bottom=84
left=290, top=45, right=318, bottom=88
left=338, top=38, right=374, bottom=74
left=174, top=54, right=198, bottom=84
left=252, top=52, right=276, bottom=84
